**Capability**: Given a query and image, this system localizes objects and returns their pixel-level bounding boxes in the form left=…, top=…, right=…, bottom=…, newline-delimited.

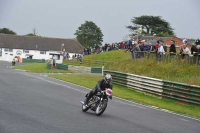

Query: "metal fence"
left=131, top=51, right=200, bottom=65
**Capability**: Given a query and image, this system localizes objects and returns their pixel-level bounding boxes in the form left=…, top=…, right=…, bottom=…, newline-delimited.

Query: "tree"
left=25, top=33, right=36, bottom=36
left=74, top=21, right=103, bottom=48
left=0, top=28, right=16, bottom=35
left=25, top=27, right=38, bottom=36
left=155, top=32, right=175, bottom=37
left=126, top=15, right=175, bottom=37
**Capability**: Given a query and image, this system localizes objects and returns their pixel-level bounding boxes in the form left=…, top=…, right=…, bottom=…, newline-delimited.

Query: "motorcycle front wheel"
left=82, top=104, right=89, bottom=112
left=95, top=100, right=107, bottom=116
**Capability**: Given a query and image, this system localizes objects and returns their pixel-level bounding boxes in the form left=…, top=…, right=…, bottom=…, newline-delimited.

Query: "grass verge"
left=50, top=74, right=200, bottom=118
left=13, top=63, right=72, bottom=73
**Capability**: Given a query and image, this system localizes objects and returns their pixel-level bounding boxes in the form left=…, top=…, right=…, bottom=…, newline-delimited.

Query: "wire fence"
left=131, top=51, right=200, bottom=65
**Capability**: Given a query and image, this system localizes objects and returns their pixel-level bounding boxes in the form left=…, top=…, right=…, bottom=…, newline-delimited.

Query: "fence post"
left=102, top=66, right=104, bottom=76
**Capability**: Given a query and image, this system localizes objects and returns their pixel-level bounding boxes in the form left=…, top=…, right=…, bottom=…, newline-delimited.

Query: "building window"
left=23, top=50, right=29, bottom=53
left=4, top=49, right=8, bottom=52
left=40, top=51, right=46, bottom=54
left=4, top=48, right=13, bottom=52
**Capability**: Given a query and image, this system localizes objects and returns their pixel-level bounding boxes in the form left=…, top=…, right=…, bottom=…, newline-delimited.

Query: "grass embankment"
left=50, top=74, right=200, bottom=118
left=63, top=50, right=132, bottom=67
left=14, top=63, right=72, bottom=73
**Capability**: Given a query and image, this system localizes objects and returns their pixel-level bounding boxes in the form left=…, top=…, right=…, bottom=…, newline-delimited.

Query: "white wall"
left=0, top=48, right=78, bottom=63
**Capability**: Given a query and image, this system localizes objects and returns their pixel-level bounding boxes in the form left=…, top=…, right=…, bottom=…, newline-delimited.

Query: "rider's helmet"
left=104, top=74, right=112, bottom=84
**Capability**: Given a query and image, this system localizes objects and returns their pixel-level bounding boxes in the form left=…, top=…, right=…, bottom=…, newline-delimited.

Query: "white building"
left=0, top=34, right=83, bottom=63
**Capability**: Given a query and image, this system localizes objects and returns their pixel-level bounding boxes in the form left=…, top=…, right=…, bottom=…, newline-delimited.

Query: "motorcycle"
left=80, top=88, right=112, bottom=116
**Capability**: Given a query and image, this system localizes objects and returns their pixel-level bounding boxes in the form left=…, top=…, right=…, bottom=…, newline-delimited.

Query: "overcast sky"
left=0, top=0, right=200, bottom=43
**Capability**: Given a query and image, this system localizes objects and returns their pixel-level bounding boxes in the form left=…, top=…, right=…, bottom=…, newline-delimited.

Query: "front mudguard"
left=85, top=93, right=89, bottom=97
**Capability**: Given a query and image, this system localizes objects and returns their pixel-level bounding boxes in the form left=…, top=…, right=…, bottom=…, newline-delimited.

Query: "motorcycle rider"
left=83, top=74, right=113, bottom=106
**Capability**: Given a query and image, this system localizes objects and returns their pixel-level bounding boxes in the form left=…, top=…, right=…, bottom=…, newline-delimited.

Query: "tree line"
left=1, top=15, right=175, bottom=48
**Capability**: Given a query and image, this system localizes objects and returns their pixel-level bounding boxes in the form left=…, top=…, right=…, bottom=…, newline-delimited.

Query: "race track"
left=0, top=61, right=199, bottom=133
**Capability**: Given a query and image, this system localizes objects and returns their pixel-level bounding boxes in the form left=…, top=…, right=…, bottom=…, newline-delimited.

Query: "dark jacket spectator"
left=149, top=43, right=155, bottom=51
left=191, top=45, right=200, bottom=55
left=195, top=38, right=200, bottom=45
left=169, top=40, right=176, bottom=55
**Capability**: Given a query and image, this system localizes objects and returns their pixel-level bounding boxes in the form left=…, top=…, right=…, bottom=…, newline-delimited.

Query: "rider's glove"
left=109, top=95, right=112, bottom=99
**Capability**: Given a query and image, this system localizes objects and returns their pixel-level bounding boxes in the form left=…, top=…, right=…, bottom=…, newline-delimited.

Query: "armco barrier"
left=104, top=70, right=200, bottom=106
left=104, top=70, right=163, bottom=97
left=126, top=74, right=163, bottom=96
left=47, top=63, right=52, bottom=69
left=56, top=63, right=68, bottom=70
left=104, top=70, right=128, bottom=86
left=91, top=67, right=103, bottom=73
left=68, top=65, right=91, bottom=73
left=46, top=64, right=103, bottom=74
left=22, top=58, right=45, bottom=63
left=163, top=80, right=200, bottom=106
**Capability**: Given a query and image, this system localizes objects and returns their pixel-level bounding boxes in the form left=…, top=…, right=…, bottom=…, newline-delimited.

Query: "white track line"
left=179, top=118, right=189, bottom=122
left=23, top=73, right=87, bottom=94
left=115, top=100, right=146, bottom=109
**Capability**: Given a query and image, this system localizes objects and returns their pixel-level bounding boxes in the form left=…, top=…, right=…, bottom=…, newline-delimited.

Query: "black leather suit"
left=84, top=78, right=112, bottom=104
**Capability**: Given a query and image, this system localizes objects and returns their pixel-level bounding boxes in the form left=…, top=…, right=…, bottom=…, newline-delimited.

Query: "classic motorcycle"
left=80, top=88, right=112, bottom=116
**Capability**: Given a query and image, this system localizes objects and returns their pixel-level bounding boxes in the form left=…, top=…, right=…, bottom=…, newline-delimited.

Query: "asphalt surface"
left=0, top=61, right=199, bottom=133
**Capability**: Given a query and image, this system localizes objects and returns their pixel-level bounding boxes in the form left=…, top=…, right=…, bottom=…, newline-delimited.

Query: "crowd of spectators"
left=63, top=37, right=200, bottom=63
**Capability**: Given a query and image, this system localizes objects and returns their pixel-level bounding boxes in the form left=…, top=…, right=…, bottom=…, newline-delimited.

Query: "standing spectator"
left=195, top=38, right=200, bottom=45
left=155, top=40, right=160, bottom=58
left=181, top=44, right=192, bottom=59
left=63, top=52, right=67, bottom=60
left=83, top=48, right=87, bottom=55
left=52, top=55, right=56, bottom=67
left=79, top=54, right=83, bottom=64
left=12, top=57, right=16, bottom=66
left=131, top=43, right=141, bottom=59
left=87, top=48, right=89, bottom=55
left=157, top=43, right=165, bottom=61
left=144, top=43, right=150, bottom=51
left=190, top=44, right=198, bottom=54
left=157, top=43, right=165, bottom=54
left=169, top=40, right=176, bottom=55
left=182, top=38, right=187, bottom=44
left=139, top=42, right=144, bottom=57
left=121, top=42, right=125, bottom=49
left=155, top=40, right=159, bottom=51
left=104, top=43, right=108, bottom=52
left=149, top=43, right=155, bottom=52
left=132, top=39, right=135, bottom=47
left=126, top=40, right=131, bottom=52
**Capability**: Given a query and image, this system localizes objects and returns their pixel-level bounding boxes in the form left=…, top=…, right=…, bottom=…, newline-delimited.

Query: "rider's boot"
left=83, top=91, right=93, bottom=106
